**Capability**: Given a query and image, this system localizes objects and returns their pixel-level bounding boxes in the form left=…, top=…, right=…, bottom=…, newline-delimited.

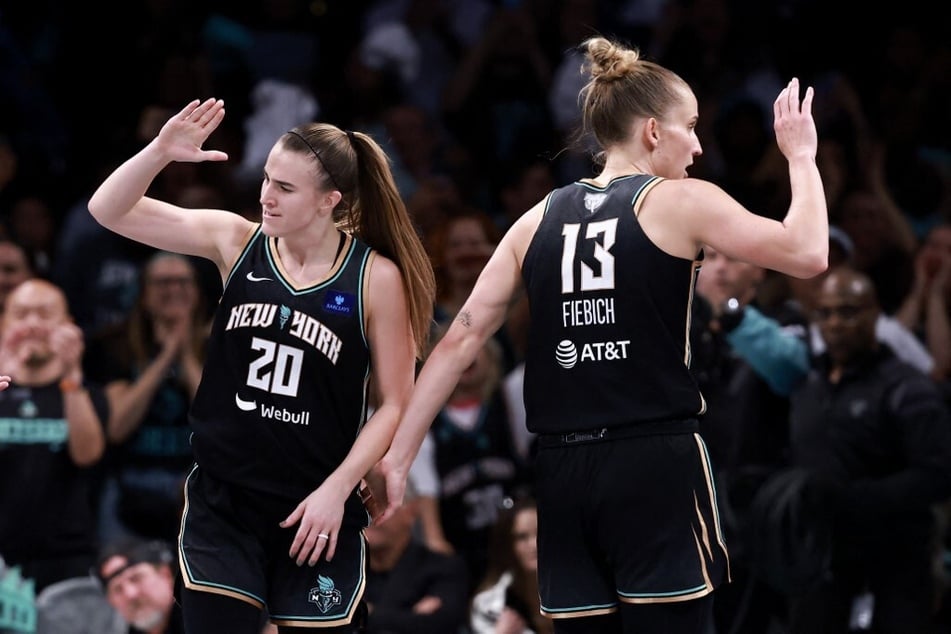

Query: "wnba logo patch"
left=323, top=290, right=354, bottom=315
left=308, top=574, right=342, bottom=614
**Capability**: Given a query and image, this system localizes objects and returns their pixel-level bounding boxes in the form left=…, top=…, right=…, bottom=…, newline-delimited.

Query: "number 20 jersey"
left=521, top=174, right=705, bottom=435
left=189, top=227, right=372, bottom=501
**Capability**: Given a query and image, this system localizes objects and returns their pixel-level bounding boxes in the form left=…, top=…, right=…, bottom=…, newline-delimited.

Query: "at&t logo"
left=555, top=339, right=630, bottom=368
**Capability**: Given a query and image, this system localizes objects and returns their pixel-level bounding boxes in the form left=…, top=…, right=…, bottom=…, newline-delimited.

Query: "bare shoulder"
left=647, top=178, right=730, bottom=209
left=638, top=178, right=742, bottom=259
left=364, top=254, right=410, bottom=326
left=366, top=253, right=406, bottom=300
left=367, top=252, right=402, bottom=284
left=504, top=195, right=549, bottom=262
left=210, top=215, right=260, bottom=277
left=644, top=178, right=744, bottom=225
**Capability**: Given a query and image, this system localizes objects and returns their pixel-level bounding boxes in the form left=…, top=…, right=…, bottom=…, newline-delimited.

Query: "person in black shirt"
left=87, top=98, right=436, bottom=633
left=85, top=252, right=207, bottom=544
left=362, top=485, right=469, bottom=634
left=368, top=36, right=828, bottom=634
left=0, top=279, right=109, bottom=593
left=782, top=266, right=951, bottom=633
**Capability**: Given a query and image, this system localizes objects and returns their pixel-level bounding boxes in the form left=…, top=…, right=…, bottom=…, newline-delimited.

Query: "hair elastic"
left=287, top=129, right=342, bottom=191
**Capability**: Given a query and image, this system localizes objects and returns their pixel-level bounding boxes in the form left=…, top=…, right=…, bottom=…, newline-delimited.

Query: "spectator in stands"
left=470, top=495, right=551, bottom=634
left=0, top=236, right=33, bottom=320
left=363, top=482, right=470, bottom=633
left=428, top=210, right=517, bottom=371
left=0, top=280, right=109, bottom=592
left=95, top=537, right=180, bottom=634
left=777, top=267, right=951, bottom=633
left=85, top=251, right=207, bottom=543
left=95, top=536, right=276, bottom=634
left=895, top=220, right=951, bottom=383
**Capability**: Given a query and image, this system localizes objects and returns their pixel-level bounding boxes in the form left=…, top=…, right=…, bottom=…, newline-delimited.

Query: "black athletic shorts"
left=178, top=465, right=370, bottom=628
left=533, top=423, right=730, bottom=620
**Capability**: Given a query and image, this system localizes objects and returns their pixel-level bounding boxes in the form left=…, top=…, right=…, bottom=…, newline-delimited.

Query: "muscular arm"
left=373, top=210, right=534, bottom=521
left=646, top=79, right=828, bottom=278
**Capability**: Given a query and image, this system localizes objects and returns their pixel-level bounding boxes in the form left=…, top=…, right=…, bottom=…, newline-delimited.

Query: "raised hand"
left=0, top=323, right=39, bottom=366
left=52, top=322, right=86, bottom=380
left=155, top=98, right=230, bottom=164
left=773, top=78, right=818, bottom=162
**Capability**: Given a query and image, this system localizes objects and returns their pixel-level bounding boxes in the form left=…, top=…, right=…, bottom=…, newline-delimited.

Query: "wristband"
left=59, top=378, right=83, bottom=393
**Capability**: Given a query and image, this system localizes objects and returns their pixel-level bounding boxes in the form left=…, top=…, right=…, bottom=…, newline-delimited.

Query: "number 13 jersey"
left=521, top=174, right=705, bottom=435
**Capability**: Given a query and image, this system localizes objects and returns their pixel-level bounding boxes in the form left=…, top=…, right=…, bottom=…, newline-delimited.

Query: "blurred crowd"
left=1, top=0, right=949, bottom=632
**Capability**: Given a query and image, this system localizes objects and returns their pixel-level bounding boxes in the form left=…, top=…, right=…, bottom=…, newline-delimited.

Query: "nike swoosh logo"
left=247, top=272, right=272, bottom=282
left=235, top=394, right=257, bottom=411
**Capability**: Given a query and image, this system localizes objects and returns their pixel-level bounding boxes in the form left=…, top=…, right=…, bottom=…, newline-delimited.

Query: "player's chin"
left=260, top=217, right=282, bottom=236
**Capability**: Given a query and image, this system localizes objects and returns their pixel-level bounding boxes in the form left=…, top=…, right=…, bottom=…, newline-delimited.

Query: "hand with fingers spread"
left=280, top=481, right=350, bottom=566
left=155, top=98, right=230, bottom=164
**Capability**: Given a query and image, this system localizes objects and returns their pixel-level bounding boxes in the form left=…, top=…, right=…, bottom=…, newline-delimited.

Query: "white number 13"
left=560, top=219, right=617, bottom=293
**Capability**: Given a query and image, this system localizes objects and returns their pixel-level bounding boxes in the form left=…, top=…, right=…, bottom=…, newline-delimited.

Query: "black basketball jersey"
left=189, top=227, right=372, bottom=501
left=521, top=174, right=705, bottom=435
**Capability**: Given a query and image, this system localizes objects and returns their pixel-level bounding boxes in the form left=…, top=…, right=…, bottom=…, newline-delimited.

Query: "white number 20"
left=247, top=336, right=304, bottom=396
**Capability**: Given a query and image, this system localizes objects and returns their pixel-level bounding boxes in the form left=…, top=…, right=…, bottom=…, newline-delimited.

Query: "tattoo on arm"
left=457, top=310, right=472, bottom=328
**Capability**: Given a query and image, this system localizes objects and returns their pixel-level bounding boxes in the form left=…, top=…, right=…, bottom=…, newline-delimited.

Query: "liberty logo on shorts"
left=308, top=574, right=342, bottom=614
